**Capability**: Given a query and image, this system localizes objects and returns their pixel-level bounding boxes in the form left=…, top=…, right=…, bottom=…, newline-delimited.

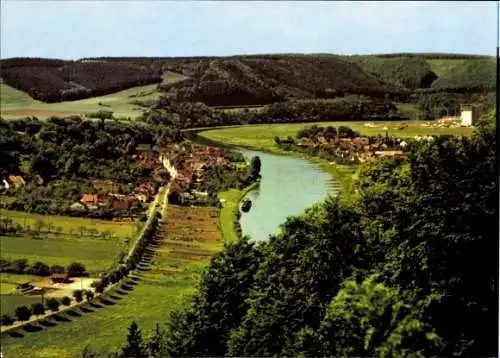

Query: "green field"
left=0, top=71, right=186, bottom=120
left=0, top=205, right=224, bottom=358
left=0, top=234, right=125, bottom=274
left=1, top=209, right=140, bottom=240
left=200, top=120, right=473, bottom=152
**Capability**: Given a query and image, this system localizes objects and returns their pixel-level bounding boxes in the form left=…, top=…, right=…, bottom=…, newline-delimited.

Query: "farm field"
left=0, top=204, right=224, bottom=358
left=0, top=71, right=186, bottom=120
left=0, top=234, right=124, bottom=274
left=0, top=209, right=141, bottom=240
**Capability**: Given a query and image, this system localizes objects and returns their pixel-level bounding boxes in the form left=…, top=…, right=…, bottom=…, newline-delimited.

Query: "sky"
left=1, top=1, right=498, bottom=59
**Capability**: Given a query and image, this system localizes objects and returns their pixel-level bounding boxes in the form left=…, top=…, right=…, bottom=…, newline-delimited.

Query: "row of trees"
left=0, top=259, right=88, bottom=277
left=144, top=111, right=497, bottom=357
left=0, top=290, right=97, bottom=327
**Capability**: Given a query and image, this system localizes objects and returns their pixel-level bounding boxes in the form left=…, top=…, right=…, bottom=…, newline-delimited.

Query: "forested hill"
left=0, top=53, right=495, bottom=105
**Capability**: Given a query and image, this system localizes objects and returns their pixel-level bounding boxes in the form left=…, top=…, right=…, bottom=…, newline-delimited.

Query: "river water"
left=238, top=148, right=339, bottom=242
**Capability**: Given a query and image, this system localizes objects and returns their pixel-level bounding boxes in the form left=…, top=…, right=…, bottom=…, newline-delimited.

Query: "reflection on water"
left=238, top=149, right=339, bottom=242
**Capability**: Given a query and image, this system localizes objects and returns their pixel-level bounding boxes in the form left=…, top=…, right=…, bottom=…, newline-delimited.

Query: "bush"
left=46, top=297, right=60, bottom=312
left=0, top=314, right=14, bottom=326
left=73, top=289, right=84, bottom=303
left=31, top=302, right=45, bottom=316
left=62, top=296, right=72, bottom=306
left=15, top=305, right=32, bottom=322
left=26, top=261, right=50, bottom=276
left=50, top=265, right=65, bottom=274
left=67, top=262, right=87, bottom=277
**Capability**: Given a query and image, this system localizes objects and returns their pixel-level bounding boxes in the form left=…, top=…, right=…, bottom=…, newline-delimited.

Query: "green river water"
left=238, top=148, right=340, bottom=242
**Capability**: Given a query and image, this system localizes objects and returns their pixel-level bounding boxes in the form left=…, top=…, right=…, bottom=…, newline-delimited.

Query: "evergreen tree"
left=120, top=321, right=148, bottom=358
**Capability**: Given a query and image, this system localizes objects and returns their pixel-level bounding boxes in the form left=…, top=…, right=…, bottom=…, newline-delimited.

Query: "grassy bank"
left=218, top=182, right=259, bottom=243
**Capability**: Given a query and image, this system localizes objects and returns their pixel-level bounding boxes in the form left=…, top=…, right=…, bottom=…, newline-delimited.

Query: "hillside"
left=0, top=54, right=495, bottom=109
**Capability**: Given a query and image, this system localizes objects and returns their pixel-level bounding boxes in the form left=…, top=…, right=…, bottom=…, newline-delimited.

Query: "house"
left=50, top=273, right=70, bottom=284
left=400, top=141, right=408, bottom=148
left=354, top=137, right=370, bottom=146
left=298, top=137, right=311, bottom=147
left=137, top=181, right=156, bottom=197
left=460, top=104, right=477, bottom=127
left=8, top=175, right=25, bottom=188
left=80, top=194, right=103, bottom=207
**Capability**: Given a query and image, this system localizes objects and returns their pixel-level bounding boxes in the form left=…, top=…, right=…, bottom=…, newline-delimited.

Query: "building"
left=80, top=194, right=103, bottom=207
left=8, top=175, right=26, bottom=188
left=460, top=104, right=477, bottom=127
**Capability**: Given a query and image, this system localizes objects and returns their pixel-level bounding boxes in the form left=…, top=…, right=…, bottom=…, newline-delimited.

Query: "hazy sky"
left=1, top=1, right=497, bottom=59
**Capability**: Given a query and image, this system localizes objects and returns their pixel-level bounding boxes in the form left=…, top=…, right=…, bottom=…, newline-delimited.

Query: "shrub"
left=46, top=297, right=60, bottom=312
left=15, top=306, right=32, bottom=322
left=0, top=314, right=14, bottom=326
left=50, top=265, right=65, bottom=274
left=73, top=289, right=84, bottom=303
left=67, top=262, right=87, bottom=277
left=31, top=302, right=45, bottom=317
left=62, top=296, right=72, bottom=306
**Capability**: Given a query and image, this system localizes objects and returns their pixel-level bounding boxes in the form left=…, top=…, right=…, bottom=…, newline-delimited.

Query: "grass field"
left=0, top=234, right=125, bottom=274
left=0, top=204, right=224, bottom=358
left=1, top=209, right=140, bottom=240
left=0, top=71, right=187, bottom=120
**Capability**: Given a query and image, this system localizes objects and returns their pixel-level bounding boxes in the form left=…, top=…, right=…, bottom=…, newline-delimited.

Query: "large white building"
left=460, top=104, right=477, bottom=127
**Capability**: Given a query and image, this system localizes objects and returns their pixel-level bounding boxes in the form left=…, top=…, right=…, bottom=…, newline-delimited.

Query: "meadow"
left=0, top=204, right=224, bottom=358
left=0, top=71, right=186, bottom=120
left=0, top=234, right=125, bottom=274
left=1, top=209, right=140, bottom=240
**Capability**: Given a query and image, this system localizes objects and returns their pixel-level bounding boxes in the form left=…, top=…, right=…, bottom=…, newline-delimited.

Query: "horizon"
left=1, top=1, right=497, bottom=59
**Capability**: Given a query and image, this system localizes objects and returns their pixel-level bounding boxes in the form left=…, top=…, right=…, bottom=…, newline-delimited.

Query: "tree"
left=62, top=296, right=72, bottom=306
left=250, top=156, right=262, bottom=179
left=0, top=314, right=14, bottom=326
left=46, top=297, right=60, bottom=312
left=164, top=236, right=263, bottom=357
left=15, top=306, right=32, bottom=322
left=27, top=261, right=50, bottom=276
left=31, top=302, right=45, bottom=318
left=34, top=218, right=47, bottom=234
left=120, top=321, right=148, bottom=358
left=67, top=262, right=87, bottom=277
left=85, top=290, right=94, bottom=303
left=148, top=323, right=166, bottom=357
left=50, top=264, right=65, bottom=274
left=73, top=289, right=84, bottom=303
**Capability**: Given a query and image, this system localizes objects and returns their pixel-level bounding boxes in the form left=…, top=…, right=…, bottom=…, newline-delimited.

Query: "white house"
left=460, top=104, right=477, bottom=127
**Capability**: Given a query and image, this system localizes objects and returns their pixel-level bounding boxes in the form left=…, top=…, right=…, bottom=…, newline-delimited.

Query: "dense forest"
left=1, top=54, right=495, bottom=108
left=142, top=96, right=405, bottom=129
left=0, top=58, right=164, bottom=102
left=85, top=110, right=497, bottom=358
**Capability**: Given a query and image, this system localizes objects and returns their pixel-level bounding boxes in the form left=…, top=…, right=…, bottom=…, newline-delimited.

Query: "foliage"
left=67, top=262, right=88, bottom=277
left=73, top=289, right=84, bottom=303
left=31, top=302, right=46, bottom=316
left=164, top=236, right=263, bottom=357
left=62, top=296, right=72, bottom=306
left=46, top=297, right=60, bottom=312
left=0, top=314, right=15, bottom=326
left=250, top=156, right=261, bottom=179
left=15, top=305, right=32, bottom=322
left=0, top=59, right=162, bottom=102
left=160, top=114, right=497, bottom=357
left=120, top=321, right=148, bottom=358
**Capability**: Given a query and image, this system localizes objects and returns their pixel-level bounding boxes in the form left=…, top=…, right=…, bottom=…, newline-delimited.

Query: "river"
left=238, top=148, right=339, bottom=242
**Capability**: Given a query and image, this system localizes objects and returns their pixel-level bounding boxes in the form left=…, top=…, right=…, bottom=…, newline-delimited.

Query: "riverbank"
left=218, top=181, right=259, bottom=243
